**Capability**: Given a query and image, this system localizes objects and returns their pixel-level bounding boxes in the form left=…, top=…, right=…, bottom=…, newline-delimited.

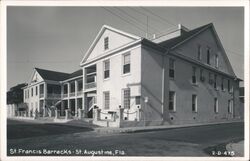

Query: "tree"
left=7, top=83, right=27, bottom=105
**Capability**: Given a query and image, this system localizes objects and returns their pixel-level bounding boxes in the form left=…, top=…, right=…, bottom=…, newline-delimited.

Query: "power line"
left=114, top=8, right=163, bottom=35
left=140, top=7, right=176, bottom=26
left=102, top=7, right=153, bottom=36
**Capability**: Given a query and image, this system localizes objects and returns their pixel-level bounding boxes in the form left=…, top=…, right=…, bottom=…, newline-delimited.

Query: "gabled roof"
left=35, top=68, right=70, bottom=81
left=158, top=23, right=212, bottom=49
left=80, top=25, right=141, bottom=65
left=67, top=69, right=82, bottom=79
left=35, top=68, right=82, bottom=82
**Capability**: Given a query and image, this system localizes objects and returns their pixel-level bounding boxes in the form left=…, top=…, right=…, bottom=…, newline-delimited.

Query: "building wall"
left=167, top=54, right=239, bottom=125
left=87, top=29, right=136, bottom=61
left=140, top=46, right=167, bottom=125
left=94, top=45, right=141, bottom=120
left=23, top=71, right=44, bottom=113
left=174, top=28, right=234, bottom=76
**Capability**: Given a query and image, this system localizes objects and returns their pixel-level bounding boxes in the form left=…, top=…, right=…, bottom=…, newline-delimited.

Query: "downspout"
left=161, top=49, right=170, bottom=121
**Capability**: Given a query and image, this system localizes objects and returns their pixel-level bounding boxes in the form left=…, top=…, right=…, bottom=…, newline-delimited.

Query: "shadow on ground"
left=7, top=120, right=93, bottom=139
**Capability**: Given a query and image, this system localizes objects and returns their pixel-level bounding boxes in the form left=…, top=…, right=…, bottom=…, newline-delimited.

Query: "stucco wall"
left=87, top=29, right=136, bottom=61
left=140, top=46, right=166, bottom=125
left=174, top=28, right=234, bottom=76
left=93, top=45, right=141, bottom=120
left=167, top=54, right=239, bottom=125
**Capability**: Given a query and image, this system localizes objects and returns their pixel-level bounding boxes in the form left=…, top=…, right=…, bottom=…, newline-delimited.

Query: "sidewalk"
left=94, top=120, right=243, bottom=134
left=226, top=140, right=244, bottom=156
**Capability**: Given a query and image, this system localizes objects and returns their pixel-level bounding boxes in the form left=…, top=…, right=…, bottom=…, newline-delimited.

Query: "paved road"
left=7, top=120, right=244, bottom=156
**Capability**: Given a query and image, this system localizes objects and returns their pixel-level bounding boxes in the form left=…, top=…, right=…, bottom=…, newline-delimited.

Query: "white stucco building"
left=21, top=23, right=243, bottom=127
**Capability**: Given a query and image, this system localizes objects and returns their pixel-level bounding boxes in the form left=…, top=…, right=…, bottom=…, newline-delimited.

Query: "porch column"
left=75, top=98, right=78, bottom=116
left=44, top=83, right=47, bottom=98
left=75, top=80, right=78, bottom=96
left=67, top=82, right=70, bottom=97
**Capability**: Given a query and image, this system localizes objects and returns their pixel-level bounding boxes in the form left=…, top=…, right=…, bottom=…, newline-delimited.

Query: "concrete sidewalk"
left=226, top=140, right=244, bottom=156
left=94, top=120, right=243, bottom=134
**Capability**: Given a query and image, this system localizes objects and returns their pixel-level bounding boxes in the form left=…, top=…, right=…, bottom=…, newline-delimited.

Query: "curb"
left=94, top=120, right=243, bottom=134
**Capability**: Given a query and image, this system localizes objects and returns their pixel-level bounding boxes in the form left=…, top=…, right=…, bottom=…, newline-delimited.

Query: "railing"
left=85, top=82, right=96, bottom=89
left=77, top=91, right=83, bottom=96
left=39, top=93, right=44, bottom=98
left=63, top=94, right=68, bottom=98
left=47, top=93, right=61, bottom=99
left=69, top=92, right=76, bottom=97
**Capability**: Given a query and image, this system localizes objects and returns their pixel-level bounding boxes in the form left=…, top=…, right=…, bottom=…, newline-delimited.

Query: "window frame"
left=104, top=37, right=109, bottom=50
left=192, top=94, right=197, bottom=113
left=197, top=44, right=202, bottom=60
left=169, top=91, right=176, bottom=112
left=122, top=53, right=131, bottom=75
left=215, top=54, right=219, bottom=68
left=103, top=59, right=110, bottom=79
left=169, top=58, right=175, bottom=79
left=214, top=97, right=218, bottom=113
left=122, top=88, right=131, bottom=109
left=207, top=48, right=211, bottom=65
left=192, top=66, right=197, bottom=84
left=103, top=91, right=110, bottom=110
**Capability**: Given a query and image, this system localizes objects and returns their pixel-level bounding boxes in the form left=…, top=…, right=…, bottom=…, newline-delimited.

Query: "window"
left=215, top=54, right=219, bottom=68
left=214, top=74, right=217, bottom=89
left=221, top=77, right=224, bottom=91
left=135, top=96, right=141, bottom=105
left=192, top=67, right=197, bottom=84
left=197, top=45, right=202, bottom=60
left=123, top=88, right=131, bottom=109
left=169, top=58, right=175, bottom=78
left=207, top=48, right=210, bottom=64
left=123, top=53, right=130, bottom=74
left=104, top=37, right=109, bottom=50
left=169, top=91, right=176, bottom=112
left=209, top=72, right=213, bottom=84
left=103, top=59, right=110, bottom=79
left=192, top=94, right=197, bottom=112
left=36, top=86, right=38, bottom=96
left=228, top=100, right=233, bottom=114
left=103, top=91, right=110, bottom=109
left=200, top=69, right=205, bottom=82
left=214, top=98, right=218, bottom=113
left=228, top=79, right=233, bottom=93
left=27, top=90, right=29, bottom=98
left=31, top=88, right=33, bottom=97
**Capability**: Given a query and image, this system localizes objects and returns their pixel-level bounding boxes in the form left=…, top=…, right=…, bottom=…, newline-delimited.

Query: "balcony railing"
left=63, top=94, right=68, bottom=98
left=85, top=82, right=97, bottom=89
left=39, top=93, right=44, bottom=98
left=69, top=92, right=76, bottom=97
left=77, top=91, right=83, bottom=96
left=47, top=93, right=61, bottom=99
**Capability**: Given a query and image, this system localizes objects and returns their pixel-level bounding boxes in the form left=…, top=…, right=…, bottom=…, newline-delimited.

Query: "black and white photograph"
left=1, top=0, right=249, bottom=160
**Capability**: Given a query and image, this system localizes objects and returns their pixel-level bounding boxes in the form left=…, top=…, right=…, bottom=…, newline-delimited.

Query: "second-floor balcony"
left=69, top=92, right=76, bottom=97
left=39, top=93, right=44, bottom=98
left=47, top=93, right=61, bottom=99
left=85, top=82, right=96, bottom=89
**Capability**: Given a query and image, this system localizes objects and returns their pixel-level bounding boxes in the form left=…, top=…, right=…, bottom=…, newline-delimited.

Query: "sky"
left=7, top=6, right=244, bottom=90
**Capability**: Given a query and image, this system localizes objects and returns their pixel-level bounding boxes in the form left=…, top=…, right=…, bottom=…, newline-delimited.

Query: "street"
left=7, top=119, right=244, bottom=156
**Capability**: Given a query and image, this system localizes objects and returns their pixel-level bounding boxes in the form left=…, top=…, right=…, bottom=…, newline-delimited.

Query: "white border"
left=0, top=0, right=249, bottom=161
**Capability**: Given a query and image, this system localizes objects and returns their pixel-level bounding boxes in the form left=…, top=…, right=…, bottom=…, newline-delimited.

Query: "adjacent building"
left=21, top=23, right=243, bottom=127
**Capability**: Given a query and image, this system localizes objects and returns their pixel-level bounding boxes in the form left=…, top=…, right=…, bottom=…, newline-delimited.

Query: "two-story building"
left=23, top=68, right=83, bottom=118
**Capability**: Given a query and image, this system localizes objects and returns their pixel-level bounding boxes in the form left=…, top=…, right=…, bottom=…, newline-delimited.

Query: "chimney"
left=152, top=24, right=189, bottom=44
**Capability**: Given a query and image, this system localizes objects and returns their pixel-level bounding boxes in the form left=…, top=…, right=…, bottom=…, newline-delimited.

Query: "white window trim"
left=122, top=52, right=131, bottom=76
left=192, top=94, right=198, bottom=113
left=103, top=59, right=110, bottom=80
left=103, top=91, right=110, bottom=110
left=169, top=91, right=176, bottom=112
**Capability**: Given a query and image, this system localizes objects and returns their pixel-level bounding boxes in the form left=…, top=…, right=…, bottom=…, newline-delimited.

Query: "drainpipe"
left=161, top=49, right=169, bottom=121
